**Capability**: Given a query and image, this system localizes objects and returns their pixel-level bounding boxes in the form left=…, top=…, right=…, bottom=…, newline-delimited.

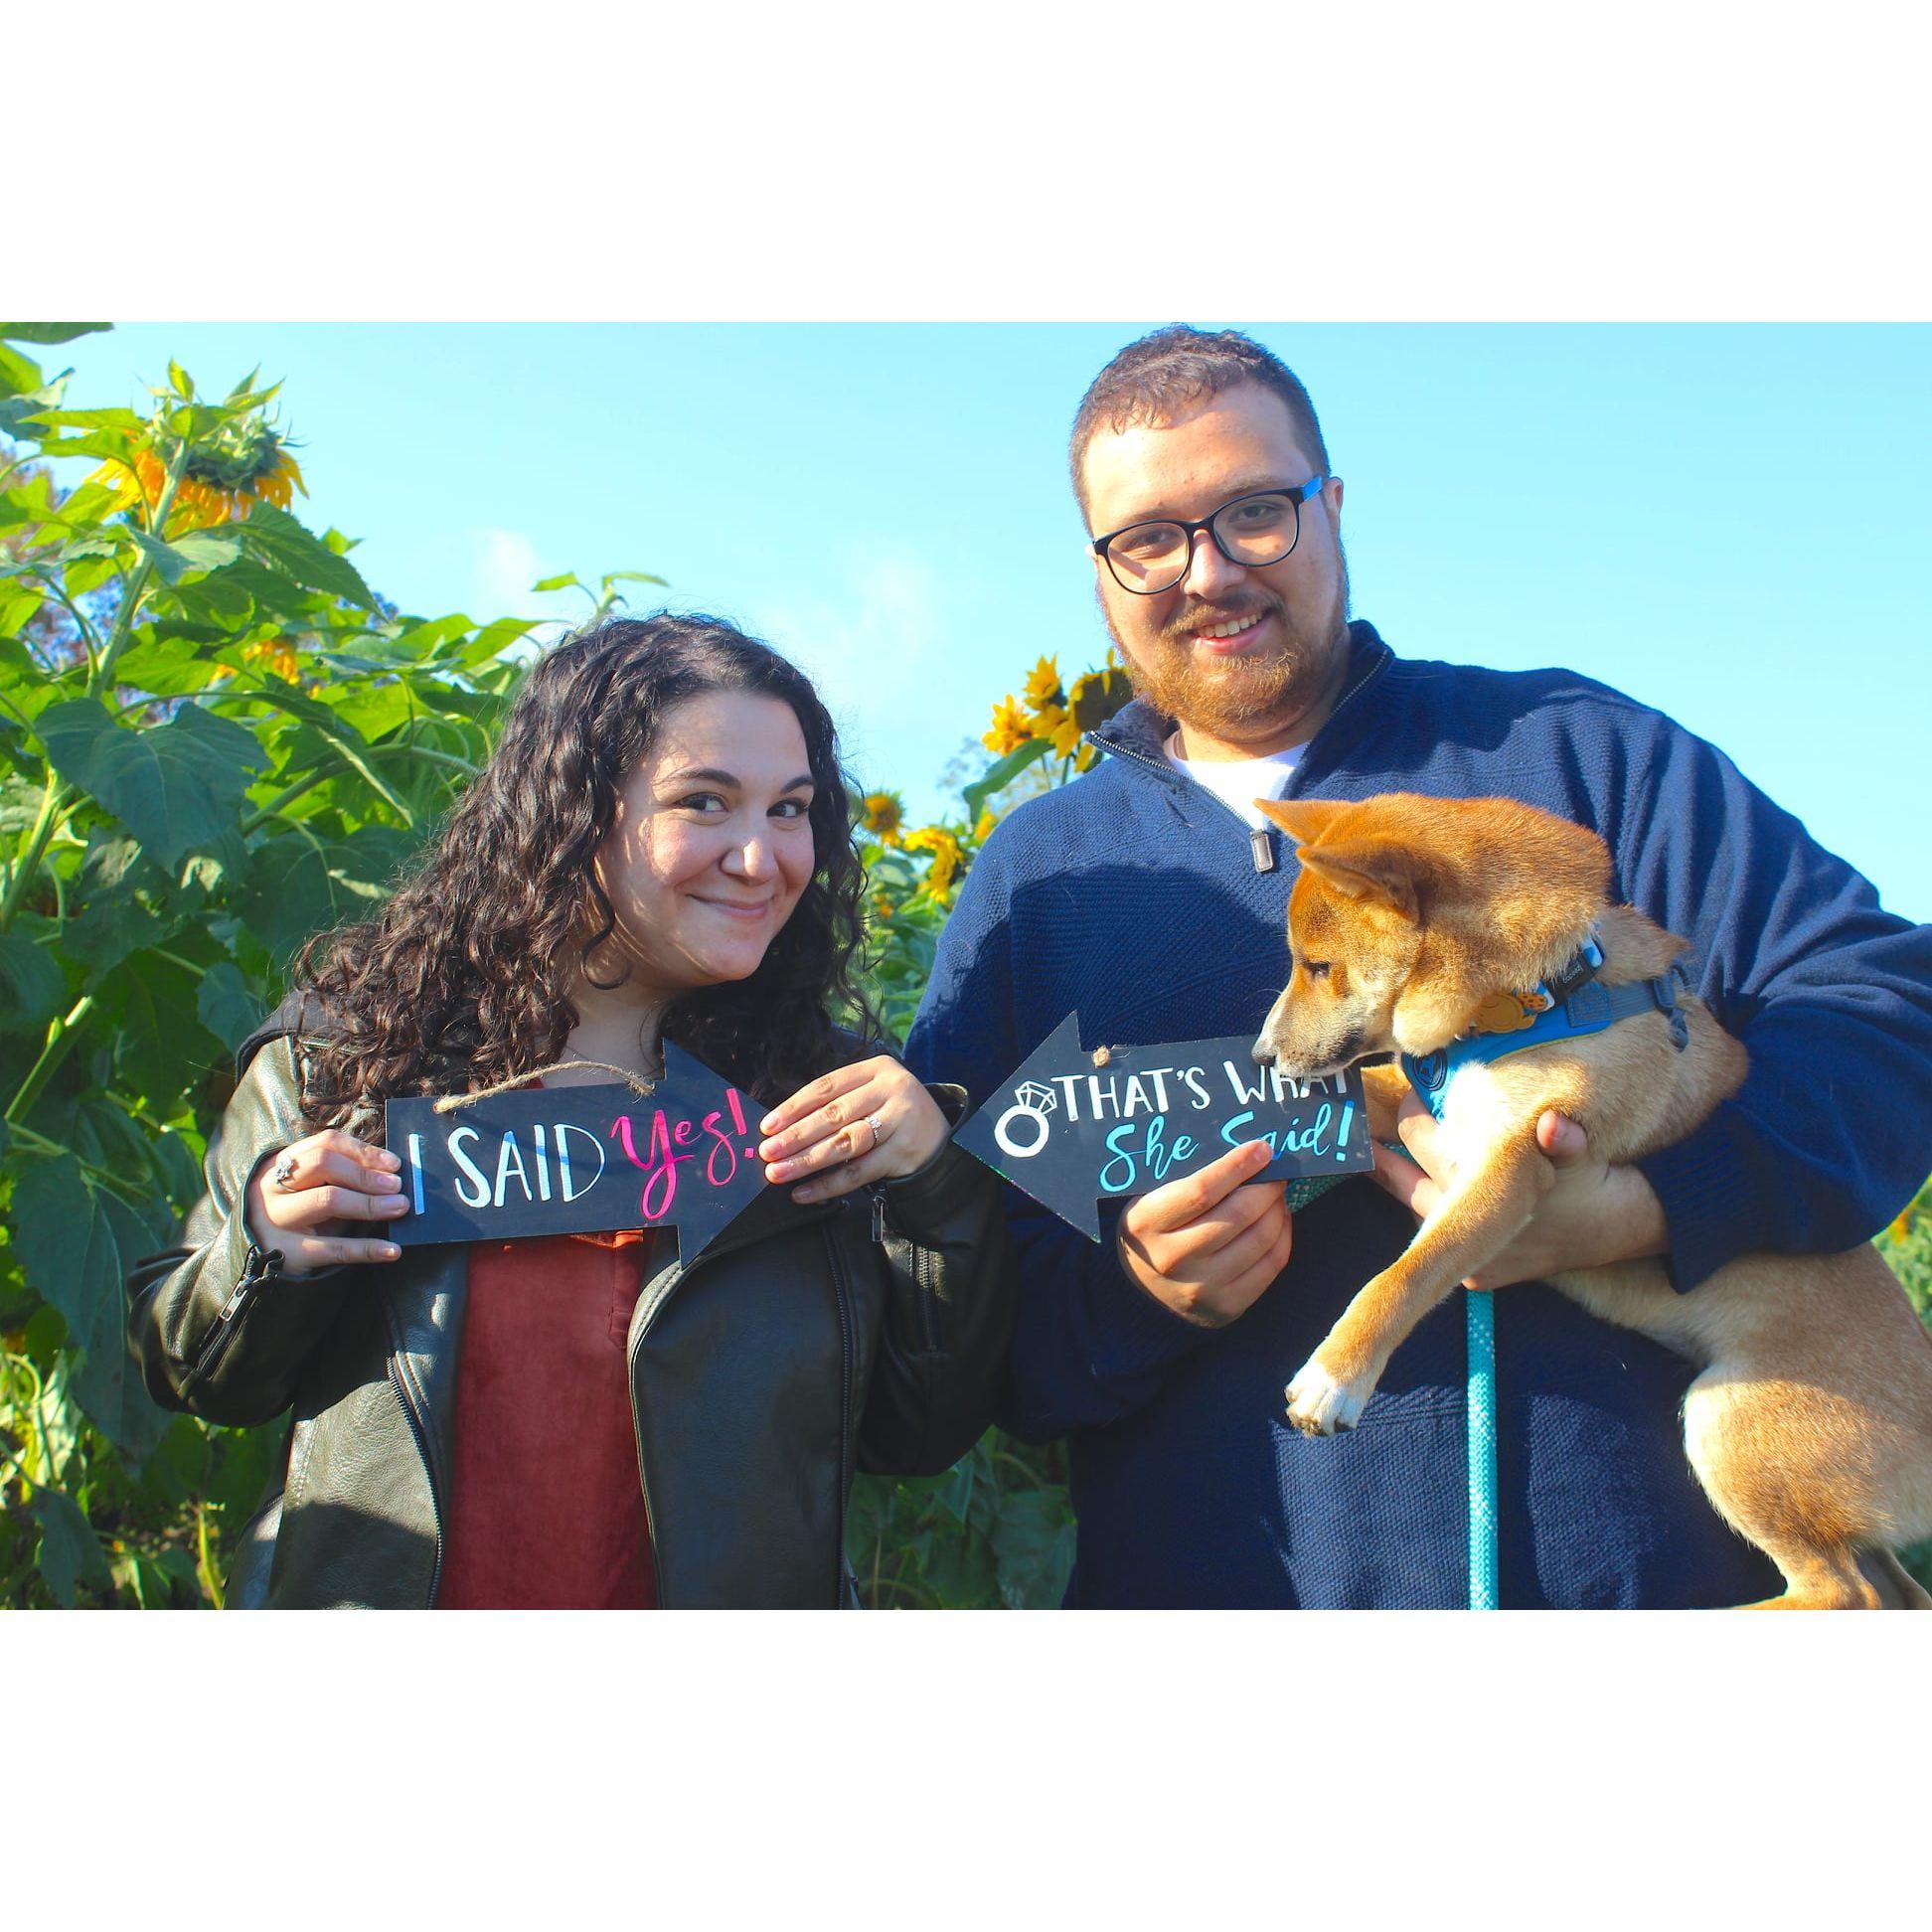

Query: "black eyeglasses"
left=1090, top=477, right=1330, bottom=595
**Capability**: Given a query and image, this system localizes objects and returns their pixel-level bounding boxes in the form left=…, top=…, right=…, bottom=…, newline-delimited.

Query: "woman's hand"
left=757, top=1056, right=950, bottom=1204
left=242, top=1128, right=412, bottom=1274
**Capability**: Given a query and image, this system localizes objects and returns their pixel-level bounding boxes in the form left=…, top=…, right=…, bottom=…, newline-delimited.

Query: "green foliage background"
left=0, top=326, right=1923, bottom=1609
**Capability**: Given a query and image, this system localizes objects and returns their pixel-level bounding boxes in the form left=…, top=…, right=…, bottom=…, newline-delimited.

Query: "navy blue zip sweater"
left=905, top=623, right=1932, bottom=1609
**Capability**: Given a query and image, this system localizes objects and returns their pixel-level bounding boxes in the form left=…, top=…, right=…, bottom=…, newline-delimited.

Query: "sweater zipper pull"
left=1250, top=828, right=1276, bottom=873
left=870, top=1191, right=887, bottom=1243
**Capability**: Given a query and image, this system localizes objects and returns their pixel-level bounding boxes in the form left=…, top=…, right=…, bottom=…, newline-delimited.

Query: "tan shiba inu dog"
left=1251, top=791, right=1932, bottom=1609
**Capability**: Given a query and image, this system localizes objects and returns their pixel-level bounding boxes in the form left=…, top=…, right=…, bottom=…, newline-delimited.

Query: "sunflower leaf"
left=237, top=504, right=374, bottom=608
left=0, top=929, right=65, bottom=1033
left=130, top=528, right=245, bottom=587
left=39, top=697, right=266, bottom=870
left=0, top=322, right=112, bottom=346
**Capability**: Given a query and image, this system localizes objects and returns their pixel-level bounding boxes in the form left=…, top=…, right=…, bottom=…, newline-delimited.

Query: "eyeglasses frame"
left=1089, top=475, right=1331, bottom=595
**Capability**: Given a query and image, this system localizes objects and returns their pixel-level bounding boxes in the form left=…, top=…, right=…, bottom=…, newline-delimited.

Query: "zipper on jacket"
left=1276, top=643, right=1391, bottom=800
left=1084, top=631, right=1394, bottom=847
left=869, top=1185, right=943, bottom=1354
left=1086, top=729, right=1283, bottom=871
left=183, top=1241, right=283, bottom=1399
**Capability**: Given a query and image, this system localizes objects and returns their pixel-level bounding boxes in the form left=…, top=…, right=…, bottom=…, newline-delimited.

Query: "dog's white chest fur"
left=1434, top=1058, right=1528, bottom=1170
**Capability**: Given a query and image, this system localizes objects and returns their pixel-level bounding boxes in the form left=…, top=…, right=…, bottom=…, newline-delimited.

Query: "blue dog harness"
left=1399, top=930, right=1690, bottom=1122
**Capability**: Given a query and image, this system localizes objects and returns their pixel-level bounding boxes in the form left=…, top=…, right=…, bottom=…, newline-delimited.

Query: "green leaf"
left=989, top=1488, right=1076, bottom=1609
left=110, top=633, right=226, bottom=698
left=38, top=405, right=147, bottom=432
left=236, top=824, right=417, bottom=963
left=130, top=527, right=244, bottom=587
left=0, top=322, right=112, bottom=346
left=0, top=342, right=45, bottom=400
left=601, top=568, right=669, bottom=589
left=39, top=697, right=266, bottom=870
left=60, top=889, right=164, bottom=976
left=238, top=503, right=375, bottom=607
left=29, top=1486, right=111, bottom=1606
left=196, top=961, right=264, bottom=1054
left=445, top=615, right=536, bottom=669
left=102, top=947, right=224, bottom=1102
left=530, top=571, right=580, bottom=593
left=962, top=737, right=1051, bottom=821
left=0, top=930, right=64, bottom=1033
left=10, top=1153, right=172, bottom=1460
left=146, top=1127, right=206, bottom=1212
left=0, top=391, right=56, bottom=436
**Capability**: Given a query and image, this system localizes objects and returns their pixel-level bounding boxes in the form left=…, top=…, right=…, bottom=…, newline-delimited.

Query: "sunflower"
left=1022, top=654, right=1064, bottom=713
left=1069, top=663, right=1134, bottom=734
left=859, top=789, right=904, bottom=847
left=242, top=635, right=302, bottom=683
left=178, top=421, right=307, bottom=524
left=983, top=695, right=1033, bottom=756
left=1032, top=702, right=1083, bottom=760
left=903, top=825, right=966, bottom=902
left=89, top=421, right=307, bottom=534
left=973, top=809, right=997, bottom=842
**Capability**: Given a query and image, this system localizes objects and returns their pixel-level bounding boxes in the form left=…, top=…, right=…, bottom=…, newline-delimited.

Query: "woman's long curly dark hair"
left=295, top=614, right=874, bottom=1126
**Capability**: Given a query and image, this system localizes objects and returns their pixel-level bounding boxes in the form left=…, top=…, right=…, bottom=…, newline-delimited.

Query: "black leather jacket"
left=127, top=1028, right=1016, bottom=1608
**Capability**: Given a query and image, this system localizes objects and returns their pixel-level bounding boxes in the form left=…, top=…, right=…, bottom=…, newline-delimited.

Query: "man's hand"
left=1371, top=1090, right=1667, bottom=1288
left=1117, top=1140, right=1293, bottom=1328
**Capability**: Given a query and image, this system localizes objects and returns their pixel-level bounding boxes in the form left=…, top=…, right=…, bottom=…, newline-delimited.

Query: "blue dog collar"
left=1400, top=930, right=1690, bottom=1121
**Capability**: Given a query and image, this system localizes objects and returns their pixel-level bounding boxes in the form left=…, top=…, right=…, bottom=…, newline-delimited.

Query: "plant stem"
left=86, top=438, right=188, bottom=702
left=2, top=1120, right=147, bottom=1199
left=1, top=442, right=188, bottom=933
left=236, top=738, right=477, bottom=833
left=0, top=778, right=68, bottom=931
left=4, top=994, right=96, bottom=1127
left=195, top=1504, right=224, bottom=1609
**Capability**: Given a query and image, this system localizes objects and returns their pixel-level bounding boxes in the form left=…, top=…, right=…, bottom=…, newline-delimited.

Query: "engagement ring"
left=272, top=1153, right=298, bottom=1190
left=867, top=1112, right=886, bottom=1151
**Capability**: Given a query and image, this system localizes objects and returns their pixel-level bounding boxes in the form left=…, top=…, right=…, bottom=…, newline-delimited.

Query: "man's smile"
left=1189, top=613, right=1271, bottom=655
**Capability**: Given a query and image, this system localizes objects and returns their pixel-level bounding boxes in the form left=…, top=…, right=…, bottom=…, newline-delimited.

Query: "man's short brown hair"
left=1069, top=325, right=1332, bottom=522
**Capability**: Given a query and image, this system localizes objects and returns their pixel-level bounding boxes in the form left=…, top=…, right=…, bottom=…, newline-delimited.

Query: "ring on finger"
left=272, top=1153, right=298, bottom=1190
left=865, top=1111, right=887, bottom=1152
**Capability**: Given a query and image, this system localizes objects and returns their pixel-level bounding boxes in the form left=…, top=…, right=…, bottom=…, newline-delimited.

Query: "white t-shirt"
left=1163, top=730, right=1304, bottom=830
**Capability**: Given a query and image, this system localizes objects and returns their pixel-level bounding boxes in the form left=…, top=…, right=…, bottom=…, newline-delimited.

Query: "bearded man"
left=905, top=325, right=1932, bottom=1608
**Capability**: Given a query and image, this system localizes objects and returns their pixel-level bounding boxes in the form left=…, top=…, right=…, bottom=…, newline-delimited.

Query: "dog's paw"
left=1285, top=1358, right=1371, bottom=1436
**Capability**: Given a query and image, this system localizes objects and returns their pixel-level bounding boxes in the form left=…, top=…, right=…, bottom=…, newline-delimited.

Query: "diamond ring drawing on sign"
left=994, top=1080, right=1059, bottom=1159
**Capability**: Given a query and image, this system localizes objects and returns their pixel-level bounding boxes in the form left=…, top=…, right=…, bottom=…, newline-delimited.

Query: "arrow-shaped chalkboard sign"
left=384, top=1043, right=767, bottom=1261
left=953, top=1012, right=1373, bottom=1239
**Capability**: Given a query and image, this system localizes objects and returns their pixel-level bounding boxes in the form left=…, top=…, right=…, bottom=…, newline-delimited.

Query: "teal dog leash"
left=1287, top=1166, right=1501, bottom=1608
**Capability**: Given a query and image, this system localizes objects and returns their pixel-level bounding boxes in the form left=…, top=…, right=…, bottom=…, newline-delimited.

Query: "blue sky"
left=47, top=323, right=1932, bottom=918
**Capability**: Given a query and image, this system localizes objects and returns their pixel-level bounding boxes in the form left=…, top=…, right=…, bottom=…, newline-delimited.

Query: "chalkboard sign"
left=384, top=1043, right=767, bottom=1260
left=953, top=1012, right=1373, bottom=1238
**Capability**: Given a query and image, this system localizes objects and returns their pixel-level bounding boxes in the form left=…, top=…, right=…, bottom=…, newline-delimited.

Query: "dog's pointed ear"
left=1255, top=798, right=1346, bottom=846
left=1295, top=838, right=1423, bottom=920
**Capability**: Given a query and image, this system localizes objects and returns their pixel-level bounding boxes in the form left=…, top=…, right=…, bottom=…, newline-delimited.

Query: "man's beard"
left=1109, top=553, right=1353, bottom=741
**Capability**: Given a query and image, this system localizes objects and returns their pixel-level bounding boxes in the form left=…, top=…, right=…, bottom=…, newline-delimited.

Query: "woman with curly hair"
left=128, top=615, right=1015, bottom=1609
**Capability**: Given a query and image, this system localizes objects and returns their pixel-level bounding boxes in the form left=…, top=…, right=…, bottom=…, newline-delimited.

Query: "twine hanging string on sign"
left=428, top=1058, right=661, bottom=1114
